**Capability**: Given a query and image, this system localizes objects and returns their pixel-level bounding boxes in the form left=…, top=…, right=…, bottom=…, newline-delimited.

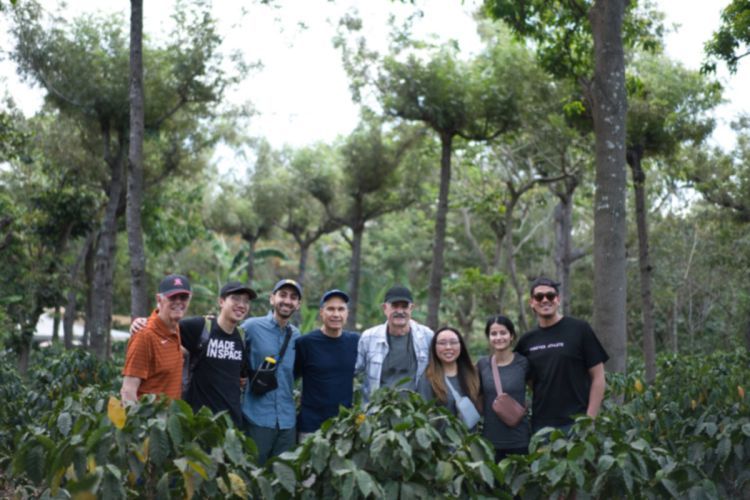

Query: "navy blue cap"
left=319, top=289, right=349, bottom=307
left=272, top=278, right=302, bottom=297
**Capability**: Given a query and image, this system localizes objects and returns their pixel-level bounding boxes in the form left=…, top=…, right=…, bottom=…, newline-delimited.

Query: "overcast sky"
left=1, top=0, right=747, bottom=171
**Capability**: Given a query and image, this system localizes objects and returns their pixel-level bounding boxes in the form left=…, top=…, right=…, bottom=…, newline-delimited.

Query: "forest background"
left=1, top=0, right=749, bottom=381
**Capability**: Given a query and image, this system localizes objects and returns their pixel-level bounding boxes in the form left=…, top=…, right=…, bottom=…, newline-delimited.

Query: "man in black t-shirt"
left=133, top=281, right=257, bottom=426
left=180, top=281, right=257, bottom=427
left=515, top=277, right=609, bottom=433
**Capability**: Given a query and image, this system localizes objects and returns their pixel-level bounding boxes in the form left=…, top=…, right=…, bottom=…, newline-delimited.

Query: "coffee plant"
left=0, top=347, right=747, bottom=498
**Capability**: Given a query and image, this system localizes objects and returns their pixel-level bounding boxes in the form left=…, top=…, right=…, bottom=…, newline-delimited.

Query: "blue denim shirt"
left=241, top=312, right=300, bottom=429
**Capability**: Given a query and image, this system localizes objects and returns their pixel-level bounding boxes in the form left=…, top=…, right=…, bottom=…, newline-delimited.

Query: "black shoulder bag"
left=248, top=325, right=292, bottom=396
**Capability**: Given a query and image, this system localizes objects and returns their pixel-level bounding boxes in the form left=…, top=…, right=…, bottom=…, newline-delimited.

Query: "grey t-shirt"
left=380, top=331, right=417, bottom=390
left=416, top=373, right=462, bottom=416
left=477, top=354, right=531, bottom=450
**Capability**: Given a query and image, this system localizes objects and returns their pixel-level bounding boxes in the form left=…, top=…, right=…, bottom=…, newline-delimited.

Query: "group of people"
left=120, top=274, right=608, bottom=465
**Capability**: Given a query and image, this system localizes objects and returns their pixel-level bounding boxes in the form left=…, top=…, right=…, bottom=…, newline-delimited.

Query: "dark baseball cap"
left=220, top=281, right=258, bottom=300
left=158, top=274, right=191, bottom=297
left=529, top=276, right=560, bottom=295
left=272, top=278, right=302, bottom=297
left=384, top=285, right=413, bottom=304
left=319, top=289, right=349, bottom=307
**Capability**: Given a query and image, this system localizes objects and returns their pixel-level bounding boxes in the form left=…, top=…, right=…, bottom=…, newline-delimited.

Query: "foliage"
left=704, top=0, right=750, bottom=73
left=261, top=388, right=500, bottom=499
left=1, top=347, right=749, bottom=498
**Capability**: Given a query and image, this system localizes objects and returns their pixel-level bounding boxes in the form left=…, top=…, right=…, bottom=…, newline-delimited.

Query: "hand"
left=240, top=377, right=248, bottom=390
left=130, top=317, right=147, bottom=335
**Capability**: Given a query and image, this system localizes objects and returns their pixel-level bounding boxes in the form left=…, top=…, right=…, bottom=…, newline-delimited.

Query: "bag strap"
left=443, top=375, right=462, bottom=401
left=189, top=316, right=213, bottom=373
left=490, top=355, right=505, bottom=395
left=276, top=325, right=293, bottom=364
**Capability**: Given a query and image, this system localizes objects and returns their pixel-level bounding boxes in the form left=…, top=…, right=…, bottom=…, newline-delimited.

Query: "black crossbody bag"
left=247, top=326, right=292, bottom=395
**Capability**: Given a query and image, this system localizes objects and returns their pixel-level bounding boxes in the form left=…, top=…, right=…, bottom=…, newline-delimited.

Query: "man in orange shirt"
left=120, top=274, right=192, bottom=403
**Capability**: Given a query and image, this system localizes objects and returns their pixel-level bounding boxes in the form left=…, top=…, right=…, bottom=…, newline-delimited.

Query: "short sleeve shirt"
left=181, top=316, right=247, bottom=426
left=477, top=354, right=530, bottom=450
left=515, top=316, right=609, bottom=428
left=122, top=309, right=183, bottom=400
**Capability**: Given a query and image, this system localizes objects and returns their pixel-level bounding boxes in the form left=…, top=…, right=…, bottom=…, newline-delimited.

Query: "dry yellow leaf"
left=634, top=379, right=644, bottom=394
left=107, top=395, right=127, bottom=429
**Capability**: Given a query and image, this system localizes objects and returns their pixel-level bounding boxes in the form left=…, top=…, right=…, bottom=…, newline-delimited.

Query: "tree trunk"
left=89, top=133, right=125, bottom=360
left=52, top=304, right=61, bottom=343
left=553, top=181, right=577, bottom=315
left=65, top=231, right=94, bottom=348
left=426, top=132, right=454, bottom=330
left=83, top=232, right=97, bottom=349
left=504, top=196, right=527, bottom=333
left=628, top=149, right=657, bottom=383
left=244, top=235, right=257, bottom=283
left=589, top=0, right=629, bottom=375
left=346, top=224, right=365, bottom=330
left=297, top=242, right=308, bottom=289
left=127, top=0, right=149, bottom=318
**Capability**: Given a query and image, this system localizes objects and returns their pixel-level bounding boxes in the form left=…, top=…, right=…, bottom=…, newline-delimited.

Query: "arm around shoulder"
left=586, top=362, right=606, bottom=418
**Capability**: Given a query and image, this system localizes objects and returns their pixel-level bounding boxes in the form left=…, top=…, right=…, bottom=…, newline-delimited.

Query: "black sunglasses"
left=532, top=292, right=558, bottom=302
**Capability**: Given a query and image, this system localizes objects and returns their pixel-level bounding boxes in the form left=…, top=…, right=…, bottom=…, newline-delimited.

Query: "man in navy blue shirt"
left=294, top=289, right=359, bottom=441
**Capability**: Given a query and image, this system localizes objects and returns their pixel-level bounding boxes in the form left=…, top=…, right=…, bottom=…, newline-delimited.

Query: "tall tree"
left=10, top=1, right=241, bottom=358
left=484, top=0, right=663, bottom=373
left=333, top=119, right=424, bottom=328
left=373, top=31, right=531, bottom=329
left=625, top=53, right=720, bottom=381
left=274, top=145, right=342, bottom=287
left=127, top=0, right=148, bottom=317
left=704, top=0, right=750, bottom=73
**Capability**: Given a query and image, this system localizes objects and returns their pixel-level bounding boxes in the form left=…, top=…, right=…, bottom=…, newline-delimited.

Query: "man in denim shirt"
left=241, top=279, right=302, bottom=464
left=355, top=285, right=434, bottom=401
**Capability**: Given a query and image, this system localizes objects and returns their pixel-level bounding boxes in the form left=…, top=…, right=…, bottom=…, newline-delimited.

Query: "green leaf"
left=148, top=426, right=169, bottom=467
left=436, top=461, right=454, bottom=483
left=223, top=428, right=245, bottom=466
left=629, top=438, right=649, bottom=452
left=660, top=478, right=679, bottom=498
left=156, top=473, right=171, bottom=498
left=355, top=469, right=375, bottom=497
left=415, top=427, right=431, bottom=449
left=273, top=461, right=297, bottom=493
left=173, top=457, right=188, bottom=472
left=167, top=413, right=183, bottom=447
left=311, top=439, right=331, bottom=474
left=716, top=437, right=731, bottom=462
left=57, top=412, right=72, bottom=436
left=341, top=472, right=355, bottom=498
left=478, top=462, right=495, bottom=486
left=597, top=455, right=615, bottom=473
left=547, top=461, right=567, bottom=486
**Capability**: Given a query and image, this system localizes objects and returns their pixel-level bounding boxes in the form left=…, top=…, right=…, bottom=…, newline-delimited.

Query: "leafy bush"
left=12, top=392, right=259, bottom=499
left=262, top=388, right=499, bottom=499
left=1, top=347, right=748, bottom=498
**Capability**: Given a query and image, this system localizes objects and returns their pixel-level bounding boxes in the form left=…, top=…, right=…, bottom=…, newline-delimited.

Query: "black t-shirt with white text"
left=180, top=316, right=247, bottom=427
left=515, top=316, right=608, bottom=429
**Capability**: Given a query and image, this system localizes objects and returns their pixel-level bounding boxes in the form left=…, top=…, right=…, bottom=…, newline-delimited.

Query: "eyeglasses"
left=228, top=295, right=251, bottom=305
left=436, top=340, right=460, bottom=347
left=533, top=292, right=558, bottom=302
left=167, top=293, right=191, bottom=302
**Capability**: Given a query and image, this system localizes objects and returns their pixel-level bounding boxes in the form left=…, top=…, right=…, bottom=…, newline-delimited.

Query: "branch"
left=460, top=207, right=490, bottom=272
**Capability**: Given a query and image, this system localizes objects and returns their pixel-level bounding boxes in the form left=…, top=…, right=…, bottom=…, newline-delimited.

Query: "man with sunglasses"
left=121, top=274, right=193, bottom=403
left=515, top=276, right=608, bottom=434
